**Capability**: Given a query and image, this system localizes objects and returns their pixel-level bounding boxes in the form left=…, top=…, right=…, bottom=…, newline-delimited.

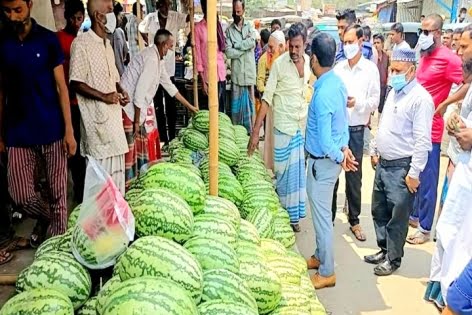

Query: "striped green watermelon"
left=238, top=219, right=260, bottom=245
left=193, top=110, right=210, bottom=133
left=275, top=207, right=291, bottom=223
left=270, top=307, right=311, bottom=315
left=219, top=112, right=233, bottom=126
left=286, top=251, right=308, bottom=275
left=192, top=214, right=238, bottom=248
left=219, top=137, right=240, bottom=166
left=115, top=236, right=203, bottom=302
left=247, top=207, right=275, bottom=238
left=236, top=241, right=266, bottom=263
left=208, top=174, right=244, bottom=207
left=243, top=179, right=275, bottom=194
left=202, top=269, right=258, bottom=312
left=200, top=162, right=234, bottom=181
left=124, top=188, right=143, bottom=205
left=273, top=219, right=296, bottom=249
left=260, top=238, right=287, bottom=258
left=233, top=124, right=249, bottom=138
left=16, top=251, right=91, bottom=310
left=96, top=276, right=122, bottom=315
left=68, top=204, right=81, bottom=229
left=201, top=195, right=241, bottom=230
left=141, top=163, right=206, bottom=213
left=0, top=288, right=74, bottom=315
left=266, top=256, right=302, bottom=285
left=101, top=277, right=198, bottom=315
left=170, top=147, right=194, bottom=163
left=183, top=128, right=209, bottom=151
left=300, top=275, right=327, bottom=315
left=277, top=284, right=310, bottom=310
left=198, top=300, right=258, bottom=315
left=239, top=257, right=282, bottom=314
left=241, top=193, right=280, bottom=217
left=174, top=161, right=202, bottom=177
left=34, top=230, right=72, bottom=259
left=184, top=236, right=239, bottom=273
left=77, top=297, right=97, bottom=315
left=131, top=188, right=194, bottom=242
left=219, top=125, right=236, bottom=141
left=168, top=137, right=183, bottom=153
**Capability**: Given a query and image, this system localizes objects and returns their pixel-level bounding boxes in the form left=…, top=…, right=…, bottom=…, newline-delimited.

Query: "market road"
left=296, top=151, right=445, bottom=315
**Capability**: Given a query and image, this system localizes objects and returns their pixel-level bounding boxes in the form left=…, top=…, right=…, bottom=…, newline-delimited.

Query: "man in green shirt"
left=225, top=0, right=257, bottom=133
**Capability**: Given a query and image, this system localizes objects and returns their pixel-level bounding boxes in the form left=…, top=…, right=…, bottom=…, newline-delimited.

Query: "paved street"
left=296, top=152, right=446, bottom=315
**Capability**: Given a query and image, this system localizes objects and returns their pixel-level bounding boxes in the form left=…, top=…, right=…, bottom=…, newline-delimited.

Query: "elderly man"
left=70, top=0, right=130, bottom=194
left=368, top=48, right=434, bottom=276
left=305, top=32, right=357, bottom=289
left=332, top=24, right=380, bottom=241
left=0, top=0, right=76, bottom=244
left=256, top=30, right=286, bottom=170
left=248, top=23, right=311, bottom=232
left=139, top=0, right=189, bottom=149
left=225, top=0, right=257, bottom=133
left=121, top=29, right=196, bottom=185
left=408, top=14, right=466, bottom=245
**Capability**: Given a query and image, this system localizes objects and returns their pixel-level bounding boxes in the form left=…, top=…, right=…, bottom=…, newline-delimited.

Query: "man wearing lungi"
left=368, top=48, right=434, bottom=276
left=248, top=23, right=311, bottom=232
left=225, top=0, right=257, bottom=133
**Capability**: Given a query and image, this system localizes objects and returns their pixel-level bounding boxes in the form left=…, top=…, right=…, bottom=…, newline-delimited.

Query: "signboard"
left=323, top=4, right=336, bottom=15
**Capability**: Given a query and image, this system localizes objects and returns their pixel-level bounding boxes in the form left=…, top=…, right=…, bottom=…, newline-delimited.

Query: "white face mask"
left=418, top=33, right=434, bottom=50
left=105, top=13, right=116, bottom=34
left=344, top=43, right=360, bottom=60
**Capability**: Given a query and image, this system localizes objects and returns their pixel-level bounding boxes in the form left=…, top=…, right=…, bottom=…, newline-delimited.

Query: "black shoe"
left=364, top=250, right=386, bottom=265
left=374, top=259, right=399, bottom=276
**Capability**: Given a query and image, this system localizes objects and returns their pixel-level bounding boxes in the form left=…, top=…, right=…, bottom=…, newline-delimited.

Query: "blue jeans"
left=307, top=157, right=342, bottom=277
left=411, top=143, right=441, bottom=233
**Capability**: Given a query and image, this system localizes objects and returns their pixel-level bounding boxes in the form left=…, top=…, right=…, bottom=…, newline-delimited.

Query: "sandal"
left=0, top=250, right=14, bottom=266
left=350, top=224, right=367, bottom=242
left=291, top=224, right=301, bottom=233
left=0, top=236, right=30, bottom=252
left=406, top=231, right=430, bottom=245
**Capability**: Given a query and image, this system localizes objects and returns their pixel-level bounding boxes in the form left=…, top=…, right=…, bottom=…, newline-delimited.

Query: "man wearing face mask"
left=139, top=0, right=189, bottom=150
left=407, top=14, right=466, bottom=246
left=226, top=0, right=257, bottom=133
left=368, top=48, right=434, bottom=276
left=332, top=24, right=380, bottom=241
left=120, top=29, right=196, bottom=185
left=70, top=0, right=130, bottom=195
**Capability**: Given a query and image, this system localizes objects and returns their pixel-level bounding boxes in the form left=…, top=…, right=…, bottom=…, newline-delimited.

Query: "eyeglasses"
left=418, top=28, right=439, bottom=36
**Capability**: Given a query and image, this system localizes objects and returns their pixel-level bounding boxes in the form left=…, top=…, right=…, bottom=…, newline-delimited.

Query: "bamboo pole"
left=190, top=1, right=199, bottom=109
left=207, top=0, right=218, bottom=195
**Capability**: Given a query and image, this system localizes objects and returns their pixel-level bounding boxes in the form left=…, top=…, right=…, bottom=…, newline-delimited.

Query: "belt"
left=308, top=153, right=329, bottom=160
left=349, top=125, right=365, bottom=132
left=379, top=157, right=412, bottom=168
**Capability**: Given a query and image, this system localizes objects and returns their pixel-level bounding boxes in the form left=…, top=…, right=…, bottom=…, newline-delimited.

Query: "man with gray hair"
left=248, top=23, right=311, bottom=232
left=368, top=48, right=434, bottom=276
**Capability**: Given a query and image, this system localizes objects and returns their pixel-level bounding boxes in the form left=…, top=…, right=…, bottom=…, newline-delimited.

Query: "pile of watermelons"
left=0, top=111, right=326, bottom=315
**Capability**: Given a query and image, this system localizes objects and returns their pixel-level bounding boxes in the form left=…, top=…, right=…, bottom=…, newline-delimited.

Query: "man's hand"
left=188, top=105, right=198, bottom=114
left=119, top=91, right=130, bottom=106
left=247, top=131, right=259, bottom=156
left=435, top=102, right=448, bottom=116
left=446, top=112, right=465, bottom=134
left=342, top=148, right=359, bottom=172
left=347, top=96, right=356, bottom=108
left=371, top=155, right=379, bottom=170
left=102, top=92, right=120, bottom=105
left=405, top=175, right=420, bottom=193
left=202, top=81, right=208, bottom=95
left=63, top=130, right=77, bottom=157
left=454, top=128, right=472, bottom=151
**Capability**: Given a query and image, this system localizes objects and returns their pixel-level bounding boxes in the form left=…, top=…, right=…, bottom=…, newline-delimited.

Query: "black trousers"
left=0, top=154, right=13, bottom=243
left=69, top=105, right=86, bottom=203
left=155, top=76, right=177, bottom=144
left=332, top=126, right=364, bottom=226
left=198, top=81, right=226, bottom=112
left=372, top=157, right=414, bottom=265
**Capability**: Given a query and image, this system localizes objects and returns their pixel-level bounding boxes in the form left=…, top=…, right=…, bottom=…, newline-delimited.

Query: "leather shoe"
left=310, top=272, right=336, bottom=289
left=364, top=250, right=386, bottom=265
left=374, top=259, right=399, bottom=276
left=306, top=256, right=320, bottom=269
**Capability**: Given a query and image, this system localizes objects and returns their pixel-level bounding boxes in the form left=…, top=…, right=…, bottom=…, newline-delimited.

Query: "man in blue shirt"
left=305, top=32, right=358, bottom=289
left=0, top=0, right=76, bottom=245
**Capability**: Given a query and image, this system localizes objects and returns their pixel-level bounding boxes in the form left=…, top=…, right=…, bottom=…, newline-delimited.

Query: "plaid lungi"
left=123, top=112, right=150, bottom=185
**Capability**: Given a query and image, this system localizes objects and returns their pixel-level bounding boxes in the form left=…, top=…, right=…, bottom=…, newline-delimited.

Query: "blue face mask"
left=390, top=67, right=413, bottom=92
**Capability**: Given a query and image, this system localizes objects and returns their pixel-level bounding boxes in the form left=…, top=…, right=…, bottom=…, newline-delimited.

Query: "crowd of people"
left=0, top=0, right=471, bottom=313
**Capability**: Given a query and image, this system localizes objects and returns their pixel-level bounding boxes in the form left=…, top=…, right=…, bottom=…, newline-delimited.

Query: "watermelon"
left=131, top=188, right=194, bottom=242
left=68, top=204, right=81, bottom=229
left=115, top=236, right=203, bottom=302
left=219, top=137, right=240, bottom=166
left=184, top=236, right=239, bottom=274
left=193, top=110, right=210, bottom=133
left=198, top=300, right=258, bottom=315
left=96, top=276, right=122, bottom=314
left=236, top=241, right=266, bottom=263
left=124, top=188, right=143, bottom=205
left=206, top=174, right=244, bottom=208
left=238, top=219, right=260, bottom=245
left=266, top=256, right=302, bottom=285
left=300, top=275, right=327, bottom=315
left=238, top=257, right=282, bottom=314
left=247, top=207, right=275, bottom=238
left=0, top=288, right=74, bottom=315
left=277, top=284, right=310, bottom=310
left=241, top=193, right=280, bottom=217
left=16, top=251, right=92, bottom=310
left=260, top=238, right=287, bottom=258
left=286, top=251, right=308, bottom=275
left=202, top=269, right=258, bottom=312
left=77, top=297, right=97, bottom=315
left=183, top=128, right=209, bottom=151
left=270, top=307, right=311, bottom=315
left=192, top=214, right=238, bottom=248
left=219, top=125, right=236, bottom=141
left=202, top=195, right=241, bottom=230
left=219, top=112, right=233, bottom=126
left=233, top=125, right=249, bottom=137
left=101, top=277, right=198, bottom=315
left=273, top=219, right=296, bottom=249
left=34, top=230, right=72, bottom=259
left=141, top=163, right=206, bottom=213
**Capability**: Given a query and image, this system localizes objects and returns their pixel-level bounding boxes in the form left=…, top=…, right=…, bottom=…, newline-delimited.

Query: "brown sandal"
left=350, top=225, right=367, bottom=242
left=0, top=251, right=14, bottom=266
left=0, top=236, right=30, bottom=252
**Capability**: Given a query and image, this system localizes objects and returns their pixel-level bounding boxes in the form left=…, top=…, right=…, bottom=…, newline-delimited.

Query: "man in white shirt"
left=139, top=0, right=189, bottom=148
left=389, top=23, right=411, bottom=51
left=368, top=48, right=434, bottom=276
left=333, top=24, right=380, bottom=241
left=120, top=29, right=196, bottom=184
